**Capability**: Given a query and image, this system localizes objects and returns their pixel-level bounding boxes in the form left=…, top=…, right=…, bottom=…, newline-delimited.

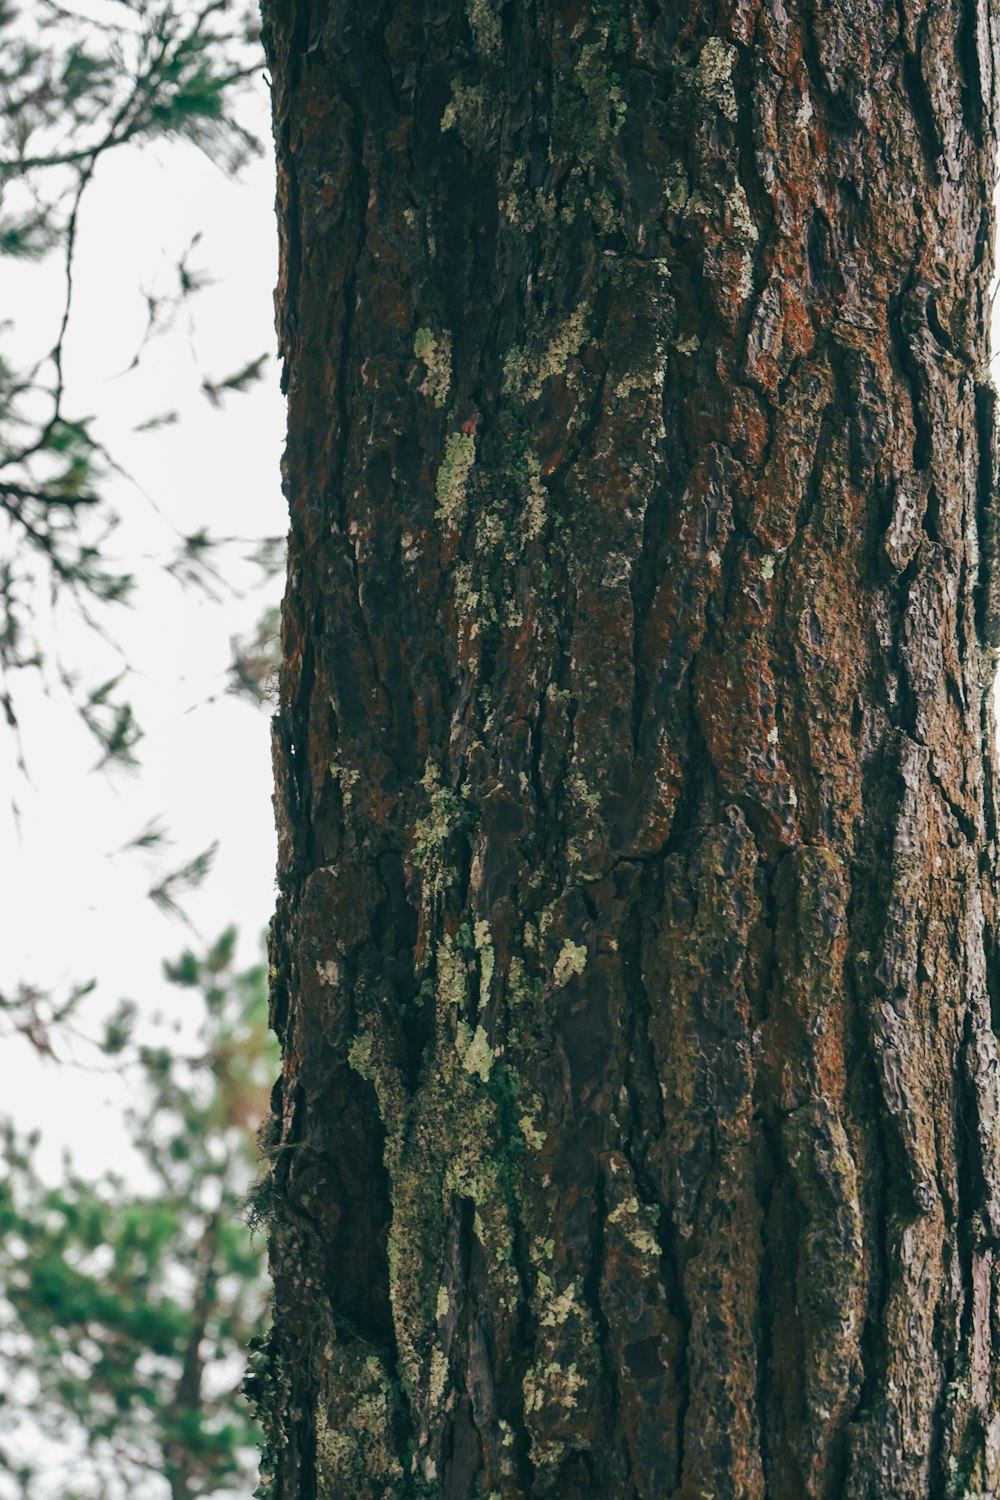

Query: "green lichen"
left=518, top=449, right=548, bottom=539
left=601, top=261, right=672, bottom=445
left=500, top=343, right=528, bottom=395
left=466, top=0, right=501, bottom=59
left=517, top=1089, right=547, bottom=1149
left=524, top=1360, right=586, bottom=1416
left=244, top=1331, right=290, bottom=1500
left=428, top=1346, right=449, bottom=1406
left=503, top=305, right=589, bottom=402
left=521, top=1276, right=599, bottom=1468
left=541, top=1283, right=580, bottom=1327
left=498, top=159, right=573, bottom=233
left=693, top=36, right=738, bottom=121
left=607, top=1194, right=662, bottom=1263
left=440, top=79, right=496, bottom=151
left=584, top=184, right=622, bottom=235
left=327, top=761, right=361, bottom=804
left=456, top=1019, right=494, bottom=1082
left=474, top=918, right=495, bottom=1009
left=438, top=427, right=554, bottom=663
left=352, top=813, right=523, bottom=1418
left=411, top=760, right=469, bottom=899
left=505, top=954, right=540, bottom=1007
left=551, top=20, right=627, bottom=174
left=435, top=431, right=476, bottom=526
left=314, top=1351, right=404, bottom=1496
left=567, top=769, right=600, bottom=813
left=450, top=559, right=484, bottom=639
left=576, top=38, right=627, bottom=138
left=727, top=180, right=758, bottom=244
left=413, top=326, right=452, bottom=408
left=553, top=939, right=587, bottom=988
left=348, top=1031, right=376, bottom=1086
left=518, top=1113, right=546, bottom=1149
left=672, top=41, right=757, bottom=309
left=664, top=164, right=690, bottom=209
left=355, top=923, right=521, bottom=1408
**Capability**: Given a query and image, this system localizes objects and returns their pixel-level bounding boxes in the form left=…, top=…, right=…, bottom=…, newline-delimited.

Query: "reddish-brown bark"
left=249, top=2, right=1000, bottom=1495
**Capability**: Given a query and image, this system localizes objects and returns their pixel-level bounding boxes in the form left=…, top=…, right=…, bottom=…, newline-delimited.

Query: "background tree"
left=0, top=0, right=276, bottom=767
left=254, top=2, right=1000, bottom=1497
left=0, top=931, right=276, bottom=1500
left=0, top=7, right=281, bottom=1495
left=0, top=0, right=281, bottom=1057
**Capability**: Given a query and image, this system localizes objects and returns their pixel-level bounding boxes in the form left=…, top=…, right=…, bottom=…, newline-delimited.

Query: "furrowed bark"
left=250, top=1, right=1000, bottom=1495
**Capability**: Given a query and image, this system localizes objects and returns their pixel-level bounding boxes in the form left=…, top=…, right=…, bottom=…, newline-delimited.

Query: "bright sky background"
left=0, top=71, right=284, bottom=1182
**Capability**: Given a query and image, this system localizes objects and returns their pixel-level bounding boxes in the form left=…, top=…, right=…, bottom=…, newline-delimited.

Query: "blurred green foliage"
left=0, top=11, right=284, bottom=1496
left=0, top=930, right=277, bottom=1500
left=0, top=0, right=279, bottom=766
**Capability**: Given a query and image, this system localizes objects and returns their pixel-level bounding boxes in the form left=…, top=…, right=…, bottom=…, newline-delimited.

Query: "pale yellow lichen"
left=533, top=306, right=589, bottom=396
left=413, top=325, right=452, bottom=408
left=428, top=1346, right=449, bottom=1405
left=440, top=80, right=494, bottom=150
left=607, top=1194, right=662, bottom=1262
left=553, top=939, right=587, bottom=988
left=567, top=769, right=601, bottom=812
left=695, top=36, right=738, bottom=121
left=575, top=37, right=627, bottom=139
left=314, top=1353, right=403, bottom=1491
left=503, top=305, right=589, bottom=402
left=521, top=453, right=548, bottom=538
left=466, top=0, right=501, bottom=59
left=541, top=1281, right=581, bottom=1328
left=474, top=919, right=495, bottom=1009
left=328, top=760, right=360, bottom=805
left=436, top=934, right=468, bottom=1009
left=347, top=1031, right=375, bottom=1082
left=456, top=1020, right=493, bottom=1082
left=665, top=165, right=690, bottom=209
left=411, top=761, right=467, bottom=897
left=435, top=431, right=476, bottom=525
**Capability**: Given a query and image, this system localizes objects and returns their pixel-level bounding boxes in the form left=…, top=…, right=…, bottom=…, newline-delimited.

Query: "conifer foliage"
left=0, top=0, right=271, bottom=762
left=0, top=931, right=276, bottom=1500
left=0, top=6, right=280, bottom=1495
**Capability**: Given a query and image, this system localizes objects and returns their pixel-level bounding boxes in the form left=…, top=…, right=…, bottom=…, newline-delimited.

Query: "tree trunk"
left=251, top=2, right=1000, bottom=1495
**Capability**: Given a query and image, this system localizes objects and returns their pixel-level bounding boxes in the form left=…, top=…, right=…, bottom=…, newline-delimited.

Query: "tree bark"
left=251, top=1, right=1000, bottom=1495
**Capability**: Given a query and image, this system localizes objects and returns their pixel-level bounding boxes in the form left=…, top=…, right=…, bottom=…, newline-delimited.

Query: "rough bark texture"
left=250, top=1, right=1000, bottom=1495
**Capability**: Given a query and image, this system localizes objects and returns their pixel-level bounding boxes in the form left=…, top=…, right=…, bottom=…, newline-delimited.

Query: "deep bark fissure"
left=888, top=275, right=934, bottom=477
left=957, top=0, right=986, bottom=136
left=897, top=26, right=945, bottom=172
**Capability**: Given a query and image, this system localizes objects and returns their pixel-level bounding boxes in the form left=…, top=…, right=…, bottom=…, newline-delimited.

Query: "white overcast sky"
left=0, top=70, right=285, bottom=1179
